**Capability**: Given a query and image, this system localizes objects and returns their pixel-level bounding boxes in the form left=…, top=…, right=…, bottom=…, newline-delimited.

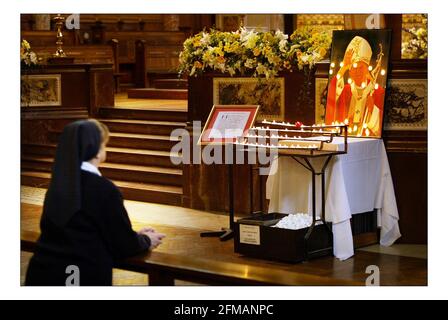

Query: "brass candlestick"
left=53, top=14, right=66, bottom=57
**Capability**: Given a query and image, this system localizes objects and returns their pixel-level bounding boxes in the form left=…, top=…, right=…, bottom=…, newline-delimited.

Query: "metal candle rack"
left=235, top=121, right=348, bottom=260
left=235, top=120, right=348, bottom=156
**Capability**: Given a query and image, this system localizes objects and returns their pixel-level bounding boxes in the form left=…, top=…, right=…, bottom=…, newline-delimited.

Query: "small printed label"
left=239, top=224, right=260, bottom=245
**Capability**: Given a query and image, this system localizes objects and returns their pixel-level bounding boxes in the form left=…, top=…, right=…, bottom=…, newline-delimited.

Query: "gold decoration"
left=53, top=14, right=66, bottom=58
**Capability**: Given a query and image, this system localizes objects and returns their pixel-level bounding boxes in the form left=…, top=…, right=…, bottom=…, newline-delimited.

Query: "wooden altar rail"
left=31, top=45, right=115, bottom=68
left=21, top=63, right=114, bottom=118
left=30, top=44, right=123, bottom=92
left=20, top=230, right=362, bottom=286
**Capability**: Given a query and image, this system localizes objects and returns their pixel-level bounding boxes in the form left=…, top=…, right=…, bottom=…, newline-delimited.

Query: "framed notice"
left=198, top=105, right=259, bottom=145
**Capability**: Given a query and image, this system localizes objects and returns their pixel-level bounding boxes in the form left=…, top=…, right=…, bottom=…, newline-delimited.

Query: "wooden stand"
left=200, top=162, right=235, bottom=241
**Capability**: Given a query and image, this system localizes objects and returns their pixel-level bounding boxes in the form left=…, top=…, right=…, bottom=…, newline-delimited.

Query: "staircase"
left=21, top=107, right=188, bottom=206
left=127, top=78, right=188, bottom=100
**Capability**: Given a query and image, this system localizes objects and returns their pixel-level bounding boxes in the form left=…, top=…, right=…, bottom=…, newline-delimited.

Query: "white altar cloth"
left=266, top=137, right=401, bottom=260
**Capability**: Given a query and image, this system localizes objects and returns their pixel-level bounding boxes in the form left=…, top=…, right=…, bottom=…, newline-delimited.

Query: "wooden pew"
left=21, top=230, right=362, bottom=286
left=134, top=39, right=183, bottom=88
left=108, top=39, right=127, bottom=93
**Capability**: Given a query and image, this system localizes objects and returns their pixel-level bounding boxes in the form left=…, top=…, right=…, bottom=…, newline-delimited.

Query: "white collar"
left=81, top=161, right=102, bottom=176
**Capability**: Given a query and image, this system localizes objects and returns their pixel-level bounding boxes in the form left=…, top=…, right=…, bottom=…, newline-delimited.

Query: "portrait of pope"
left=325, top=30, right=391, bottom=137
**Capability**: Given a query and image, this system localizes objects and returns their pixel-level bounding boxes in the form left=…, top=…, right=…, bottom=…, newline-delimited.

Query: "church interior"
left=20, top=13, right=428, bottom=286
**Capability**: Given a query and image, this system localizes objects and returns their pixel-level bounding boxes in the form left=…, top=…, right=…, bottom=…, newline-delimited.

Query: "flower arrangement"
left=287, top=27, right=331, bottom=70
left=402, top=14, right=428, bottom=59
left=178, top=27, right=331, bottom=78
left=21, top=40, right=39, bottom=67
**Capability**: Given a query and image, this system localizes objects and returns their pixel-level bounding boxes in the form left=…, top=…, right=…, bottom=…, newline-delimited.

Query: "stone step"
left=22, top=143, right=182, bottom=168
left=21, top=171, right=182, bottom=206
left=127, top=88, right=188, bottom=100
left=48, top=131, right=181, bottom=152
left=108, top=132, right=180, bottom=151
left=99, top=107, right=187, bottom=122
left=97, top=118, right=186, bottom=135
left=153, top=79, right=188, bottom=90
left=21, top=155, right=183, bottom=186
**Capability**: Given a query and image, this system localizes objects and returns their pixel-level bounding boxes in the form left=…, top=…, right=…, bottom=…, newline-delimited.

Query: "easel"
left=200, top=144, right=235, bottom=241
left=197, top=104, right=260, bottom=241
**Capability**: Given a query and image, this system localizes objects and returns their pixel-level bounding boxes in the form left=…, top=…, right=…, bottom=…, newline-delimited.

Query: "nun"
left=25, top=119, right=165, bottom=286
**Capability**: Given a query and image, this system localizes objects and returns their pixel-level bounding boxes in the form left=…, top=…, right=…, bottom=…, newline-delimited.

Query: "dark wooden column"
left=284, top=14, right=295, bottom=35
left=134, top=39, right=148, bottom=88
left=88, top=64, right=114, bottom=116
left=385, top=14, right=403, bottom=60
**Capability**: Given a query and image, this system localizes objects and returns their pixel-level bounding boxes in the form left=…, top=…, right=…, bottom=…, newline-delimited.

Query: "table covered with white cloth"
left=266, top=137, right=401, bottom=260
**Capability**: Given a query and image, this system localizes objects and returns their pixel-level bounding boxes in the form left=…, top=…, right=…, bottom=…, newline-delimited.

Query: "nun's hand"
left=139, top=226, right=156, bottom=233
left=141, top=230, right=166, bottom=250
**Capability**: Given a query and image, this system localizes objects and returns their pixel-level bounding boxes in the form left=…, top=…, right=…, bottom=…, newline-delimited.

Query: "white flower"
left=256, top=63, right=267, bottom=76
left=189, top=66, right=196, bottom=76
left=244, top=58, right=255, bottom=68
left=241, top=29, right=258, bottom=49
left=275, top=30, right=288, bottom=42
left=301, top=54, right=310, bottom=63
left=279, top=39, right=288, bottom=52
left=217, top=63, right=226, bottom=72
left=200, top=32, right=211, bottom=46
left=239, top=27, right=249, bottom=39
left=30, top=52, right=38, bottom=64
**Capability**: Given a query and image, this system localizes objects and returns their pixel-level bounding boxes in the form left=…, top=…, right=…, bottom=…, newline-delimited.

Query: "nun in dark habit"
left=25, top=119, right=165, bottom=286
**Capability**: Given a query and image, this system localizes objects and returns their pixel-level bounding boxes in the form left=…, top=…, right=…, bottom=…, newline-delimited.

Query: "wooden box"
left=234, top=213, right=333, bottom=263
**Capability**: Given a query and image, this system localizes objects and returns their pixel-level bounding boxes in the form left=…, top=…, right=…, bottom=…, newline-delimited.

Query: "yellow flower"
left=262, top=46, right=272, bottom=55
left=253, top=47, right=261, bottom=56
left=202, top=50, right=212, bottom=62
left=319, top=47, right=327, bottom=58
left=193, top=39, right=201, bottom=47
left=194, top=61, right=203, bottom=69
left=213, top=46, right=224, bottom=57
left=22, top=40, right=31, bottom=50
left=217, top=56, right=226, bottom=64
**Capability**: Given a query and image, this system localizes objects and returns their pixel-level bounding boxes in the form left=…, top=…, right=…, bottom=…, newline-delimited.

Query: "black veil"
left=42, top=120, right=101, bottom=227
